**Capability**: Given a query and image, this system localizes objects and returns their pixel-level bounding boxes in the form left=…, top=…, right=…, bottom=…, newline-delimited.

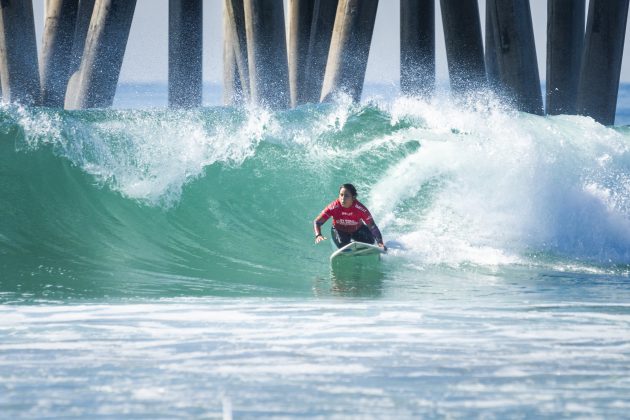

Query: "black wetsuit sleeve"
left=368, top=223, right=383, bottom=244
left=314, top=218, right=325, bottom=236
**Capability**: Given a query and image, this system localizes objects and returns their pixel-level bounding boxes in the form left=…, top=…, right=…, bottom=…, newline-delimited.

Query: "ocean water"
left=1, top=83, right=630, bottom=418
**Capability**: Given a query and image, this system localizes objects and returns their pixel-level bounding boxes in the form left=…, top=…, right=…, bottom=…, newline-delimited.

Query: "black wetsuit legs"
left=331, top=225, right=375, bottom=248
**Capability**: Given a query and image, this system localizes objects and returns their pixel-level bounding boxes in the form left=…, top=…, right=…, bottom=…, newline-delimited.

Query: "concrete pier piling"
left=224, top=0, right=250, bottom=102
left=223, top=5, right=242, bottom=105
left=400, top=0, right=435, bottom=98
left=484, top=0, right=500, bottom=90
left=288, top=0, right=315, bottom=107
left=243, top=0, right=290, bottom=109
left=303, top=0, right=338, bottom=104
left=169, top=0, right=203, bottom=108
left=440, top=0, right=485, bottom=94
left=68, top=0, right=95, bottom=76
left=223, top=35, right=243, bottom=106
left=320, top=0, right=379, bottom=102
left=487, top=0, right=543, bottom=115
left=64, top=0, right=136, bottom=109
left=577, top=0, right=629, bottom=126
left=546, top=0, right=584, bottom=115
left=40, top=0, right=78, bottom=107
left=0, top=0, right=41, bottom=105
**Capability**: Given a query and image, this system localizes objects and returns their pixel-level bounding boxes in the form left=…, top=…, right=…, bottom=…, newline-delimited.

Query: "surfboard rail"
left=330, top=241, right=385, bottom=260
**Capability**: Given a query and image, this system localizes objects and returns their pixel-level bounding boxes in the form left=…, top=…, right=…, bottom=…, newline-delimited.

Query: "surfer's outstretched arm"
left=314, top=216, right=327, bottom=243
left=367, top=221, right=386, bottom=250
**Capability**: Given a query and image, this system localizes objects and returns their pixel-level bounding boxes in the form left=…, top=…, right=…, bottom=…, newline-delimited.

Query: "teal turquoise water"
left=1, top=85, right=630, bottom=417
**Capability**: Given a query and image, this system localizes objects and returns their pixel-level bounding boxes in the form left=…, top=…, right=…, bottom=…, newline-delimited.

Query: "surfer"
left=314, top=184, right=387, bottom=251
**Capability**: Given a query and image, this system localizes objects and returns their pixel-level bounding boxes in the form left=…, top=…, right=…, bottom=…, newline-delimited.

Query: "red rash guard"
left=317, top=199, right=374, bottom=233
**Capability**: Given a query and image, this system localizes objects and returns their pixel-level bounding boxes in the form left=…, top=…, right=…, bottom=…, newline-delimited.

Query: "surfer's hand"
left=315, top=235, right=327, bottom=244
left=378, top=243, right=387, bottom=252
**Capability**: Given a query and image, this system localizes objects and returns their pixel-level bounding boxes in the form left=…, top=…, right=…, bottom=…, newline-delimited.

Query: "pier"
left=0, top=0, right=628, bottom=124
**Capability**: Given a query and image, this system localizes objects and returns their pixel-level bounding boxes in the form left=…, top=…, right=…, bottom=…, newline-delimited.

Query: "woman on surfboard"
left=314, top=184, right=387, bottom=251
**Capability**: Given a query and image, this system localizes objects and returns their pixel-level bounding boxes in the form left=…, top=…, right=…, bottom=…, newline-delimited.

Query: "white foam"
left=14, top=106, right=272, bottom=206
left=367, top=98, right=630, bottom=266
left=1, top=300, right=629, bottom=417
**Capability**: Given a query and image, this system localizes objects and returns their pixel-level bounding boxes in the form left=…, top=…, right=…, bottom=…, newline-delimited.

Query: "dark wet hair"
left=339, top=183, right=357, bottom=197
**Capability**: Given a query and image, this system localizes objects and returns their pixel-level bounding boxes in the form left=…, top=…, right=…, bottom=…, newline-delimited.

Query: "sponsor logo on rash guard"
left=336, top=219, right=358, bottom=226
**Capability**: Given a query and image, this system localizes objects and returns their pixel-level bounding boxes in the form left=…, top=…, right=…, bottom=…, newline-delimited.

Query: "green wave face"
left=2, top=98, right=630, bottom=300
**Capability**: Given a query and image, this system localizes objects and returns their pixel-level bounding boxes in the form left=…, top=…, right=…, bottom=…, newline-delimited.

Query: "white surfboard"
left=330, top=241, right=385, bottom=260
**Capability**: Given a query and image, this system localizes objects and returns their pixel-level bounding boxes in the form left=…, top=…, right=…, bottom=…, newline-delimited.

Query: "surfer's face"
left=339, top=188, right=354, bottom=208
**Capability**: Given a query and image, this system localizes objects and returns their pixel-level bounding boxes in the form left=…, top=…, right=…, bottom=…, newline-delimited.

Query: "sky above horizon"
left=32, top=1, right=630, bottom=85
